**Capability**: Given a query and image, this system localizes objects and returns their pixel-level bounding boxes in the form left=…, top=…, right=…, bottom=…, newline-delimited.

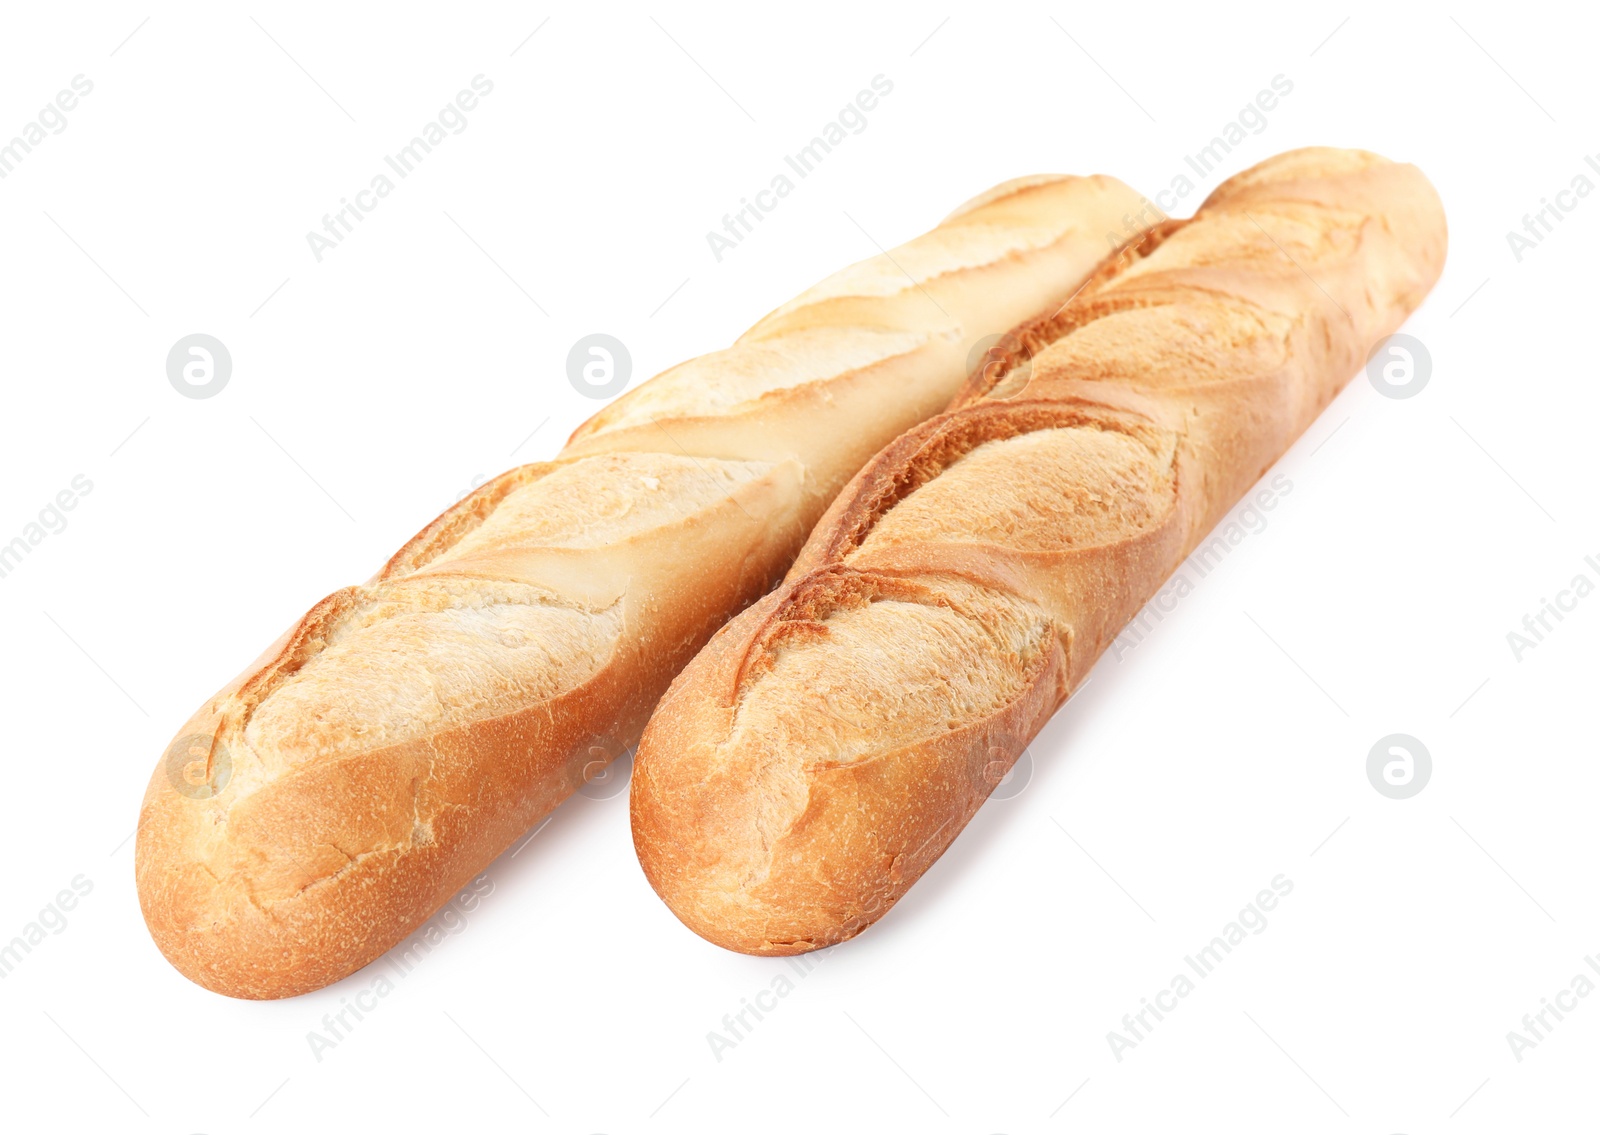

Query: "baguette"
left=136, top=173, right=1153, bottom=998
left=630, top=148, right=1448, bottom=955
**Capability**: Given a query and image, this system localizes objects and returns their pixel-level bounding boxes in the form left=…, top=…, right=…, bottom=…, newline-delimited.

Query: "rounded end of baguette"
left=135, top=807, right=346, bottom=1000
left=133, top=694, right=561, bottom=1000
left=629, top=729, right=872, bottom=958
left=134, top=836, right=342, bottom=1000
left=135, top=742, right=431, bottom=1000
left=133, top=674, right=368, bottom=999
left=631, top=570, right=1066, bottom=956
left=135, top=756, right=515, bottom=999
left=627, top=602, right=822, bottom=956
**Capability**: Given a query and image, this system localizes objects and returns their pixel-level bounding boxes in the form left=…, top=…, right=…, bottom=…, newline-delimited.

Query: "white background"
left=0, top=1, right=1594, bottom=1131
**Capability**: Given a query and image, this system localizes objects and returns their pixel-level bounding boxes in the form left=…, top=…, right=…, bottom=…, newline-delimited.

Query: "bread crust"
left=136, top=173, right=1151, bottom=998
left=631, top=148, right=1448, bottom=954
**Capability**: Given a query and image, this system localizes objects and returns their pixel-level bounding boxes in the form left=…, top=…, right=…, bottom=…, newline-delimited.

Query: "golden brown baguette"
left=630, top=148, right=1448, bottom=955
left=135, top=173, right=1152, bottom=998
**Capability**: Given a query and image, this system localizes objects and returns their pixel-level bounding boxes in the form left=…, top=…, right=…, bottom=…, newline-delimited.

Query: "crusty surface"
left=136, top=172, right=1152, bottom=998
left=631, top=148, right=1449, bottom=954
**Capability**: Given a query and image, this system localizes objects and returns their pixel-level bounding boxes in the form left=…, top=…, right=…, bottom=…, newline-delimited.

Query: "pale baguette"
left=136, top=173, right=1152, bottom=998
left=630, top=148, right=1448, bottom=954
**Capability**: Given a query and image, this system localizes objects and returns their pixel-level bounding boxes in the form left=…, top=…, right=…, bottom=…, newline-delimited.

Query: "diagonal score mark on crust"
left=722, top=409, right=1182, bottom=734
left=710, top=574, right=1059, bottom=894
left=568, top=327, right=936, bottom=444
left=958, top=219, right=1184, bottom=403
left=230, top=451, right=780, bottom=749
left=812, top=398, right=1178, bottom=570
left=241, top=580, right=628, bottom=778
left=956, top=195, right=1367, bottom=408
left=568, top=177, right=1159, bottom=451
left=224, top=461, right=565, bottom=725
left=855, top=423, right=1180, bottom=560
left=750, top=175, right=1138, bottom=325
